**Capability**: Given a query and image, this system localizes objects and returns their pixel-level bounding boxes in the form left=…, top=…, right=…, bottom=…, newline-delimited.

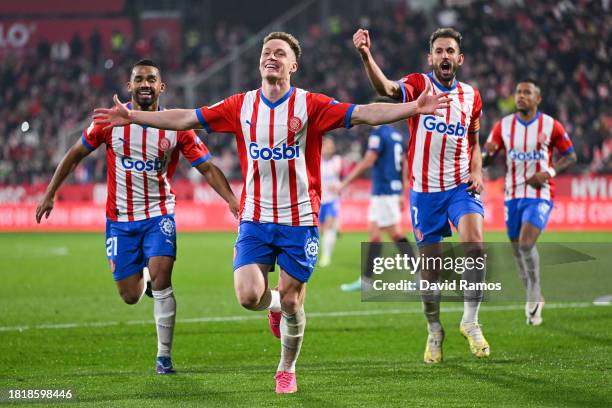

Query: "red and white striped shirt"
left=398, top=72, right=482, bottom=193
left=195, top=87, right=354, bottom=226
left=487, top=112, right=573, bottom=200
left=82, top=121, right=210, bottom=222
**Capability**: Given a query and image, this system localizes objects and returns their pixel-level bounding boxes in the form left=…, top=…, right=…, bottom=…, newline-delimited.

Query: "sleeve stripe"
left=191, top=153, right=211, bottom=167
left=560, top=146, right=574, bottom=156
left=344, top=104, right=356, bottom=129
left=81, top=132, right=95, bottom=151
left=195, top=109, right=212, bottom=133
left=396, top=80, right=407, bottom=103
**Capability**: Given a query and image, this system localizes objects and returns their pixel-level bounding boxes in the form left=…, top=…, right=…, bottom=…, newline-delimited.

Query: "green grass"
left=0, top=231, right=611, bottom=407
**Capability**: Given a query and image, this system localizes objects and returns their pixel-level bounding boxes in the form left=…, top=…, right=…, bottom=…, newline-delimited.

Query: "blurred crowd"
left=0, top=0, right=609, bottom=185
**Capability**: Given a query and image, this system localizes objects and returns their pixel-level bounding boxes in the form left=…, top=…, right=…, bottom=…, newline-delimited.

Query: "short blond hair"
left=263, top=31, right=301, bottom=60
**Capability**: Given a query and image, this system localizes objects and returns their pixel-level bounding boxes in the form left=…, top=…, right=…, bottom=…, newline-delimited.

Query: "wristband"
left=546, top=167, right=556, bottom=178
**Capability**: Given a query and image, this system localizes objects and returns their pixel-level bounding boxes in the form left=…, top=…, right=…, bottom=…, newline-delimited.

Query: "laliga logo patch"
left=305, top=237, right=319, bottom=259
left=288, top=116, right=302, bottom=133
left=159, top=137, right=171, bottom=151
left=159, top=217, right=175, bottom=237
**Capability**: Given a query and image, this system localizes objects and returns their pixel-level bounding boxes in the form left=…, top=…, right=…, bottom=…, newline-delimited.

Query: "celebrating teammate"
left=354, top=27, right=489, bottom=363
left=319, top=137, right=343, bottom=267
left=338, top=123, right=414, bottom=292
left=484, top=80, right=576, bottom=325
left=93, top=32, right=450, bottom=393
left=36, top=60, right=239, bottom=374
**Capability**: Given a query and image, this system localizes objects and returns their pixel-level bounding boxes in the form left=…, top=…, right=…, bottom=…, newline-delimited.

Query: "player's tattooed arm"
left=353, top=28, right=403, bottom=100
left=466, top=131, right=484, bottom=193
left=351, top=82, right=450, bottom=125
left=94, top=95, right=201, bottom=131
left=526, top=151, right=577, bottom=188
left=36, top=141, right=91, bottom=223
left=195, top=161, right=240, bottom=219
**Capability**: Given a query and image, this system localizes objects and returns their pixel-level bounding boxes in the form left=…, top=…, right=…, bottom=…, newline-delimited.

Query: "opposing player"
left=338, top=123, right=414, bottom=292
left=353, top=27, right=489, bottom=363
left=94, top=32, right=450, bottom=392
left=319, top=137, right=343, bottom=267
left=484, top=80, right=576, bottom=325
left=36, top=60, right=239, bottom=374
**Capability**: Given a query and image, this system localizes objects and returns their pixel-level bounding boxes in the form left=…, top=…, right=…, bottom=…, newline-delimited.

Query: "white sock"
left=322, top=228, right=337, bottom=261
left=268, top=289, right=281, bottom=313
left=137, top=267, right=152, bottom=303
left=512, top=250, right=529, bottom=292
left=520, top=246, right=542, bottom=303
left=421, top=289, right=442, bottom=332
left=277, top=307, right=305, bottom=373
left=462, top=260, right=485, bottom=324
left=152, top=286, right=176, bottom=358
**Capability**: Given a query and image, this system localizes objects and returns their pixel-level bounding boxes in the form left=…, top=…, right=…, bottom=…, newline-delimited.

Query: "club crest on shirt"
left=159, top=217, right=175, bottom=237
left=537, top=131, right=547, bottom=145
left=159, top=137, right=171, bottom=151
left=304, top=236, right=319, bottom=259
left=288, top=116, right=303, bottom=133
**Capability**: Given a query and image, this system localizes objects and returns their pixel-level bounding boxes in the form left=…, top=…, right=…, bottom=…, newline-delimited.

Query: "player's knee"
left=119, top=291, right=140, bottom=305
left=279, top=291, right=300, bottom=313
left=235, top=289, right=261, bottom=310
left=464, top=241, right=485, bottom=257
left=518, top=240, right=535, bottom=252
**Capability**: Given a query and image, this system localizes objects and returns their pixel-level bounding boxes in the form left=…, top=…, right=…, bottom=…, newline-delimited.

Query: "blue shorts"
left=233, top=221, right=319, bottom=283
left=105, top=214, right=177, bottom=281
left=409, top=183, right=484, bottom=246
left=319, top=200, right=339, bottom=224
left=505, top=198, right=553, bottom=240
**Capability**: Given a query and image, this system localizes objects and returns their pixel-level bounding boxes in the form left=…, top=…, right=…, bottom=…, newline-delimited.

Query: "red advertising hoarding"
left=1, top=176, right=611, bottom=232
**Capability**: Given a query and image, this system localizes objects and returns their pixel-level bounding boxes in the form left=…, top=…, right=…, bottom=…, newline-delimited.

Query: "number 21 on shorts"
left=106, top=236, right=118, bottom=257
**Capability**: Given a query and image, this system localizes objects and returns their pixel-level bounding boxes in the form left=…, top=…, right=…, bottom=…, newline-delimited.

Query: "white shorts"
left=368, top=195, right=402, bottom=228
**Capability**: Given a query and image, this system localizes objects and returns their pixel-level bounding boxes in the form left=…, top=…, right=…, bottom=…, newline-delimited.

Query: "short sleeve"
left=367, top=131, right=383, bottom=153
left=81, top=121, right=108, bottom=151
left=468, top=89, right=483, bottom=134
left=397, top=73, right=426, bottom=103
left=177, top=130, right=211, bottom=167
left=195, top=94, right=242, bottom=134
left=306, top=93, right=355, bottom=133
left=486, top=121, right=504, bottom=153
left=551, top=120, right=574, bottom=156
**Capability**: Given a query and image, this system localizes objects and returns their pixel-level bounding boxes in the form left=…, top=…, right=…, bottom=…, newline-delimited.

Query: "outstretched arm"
left=353, top=29, right=403, bottom=99
left=36, top=141, right=91, bottom=223
left=94, top=95, right=201, bottom=131
left=195, top=161, right=240, bottom=219
left=351, top=81, right=450, bottom=126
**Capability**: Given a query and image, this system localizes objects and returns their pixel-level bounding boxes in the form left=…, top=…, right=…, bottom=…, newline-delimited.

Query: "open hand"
left=35, top=193, right=54, bottom=223
left=416, top=81, right=451, bottom=117
left=93, top=94, right=131, bottom=131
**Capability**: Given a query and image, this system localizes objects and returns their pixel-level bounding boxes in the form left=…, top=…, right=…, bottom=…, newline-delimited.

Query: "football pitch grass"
left=1, top=231, right=610, bottom=407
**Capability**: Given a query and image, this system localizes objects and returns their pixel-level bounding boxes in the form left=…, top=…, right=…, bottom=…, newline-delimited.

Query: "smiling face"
left=259, top=38, right=298, bottom=82
left=128, top=65, right=165, bottom=110
left=428, top=37, right=464, bottom=84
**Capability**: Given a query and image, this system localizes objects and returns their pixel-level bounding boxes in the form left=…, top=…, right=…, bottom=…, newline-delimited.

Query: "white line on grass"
left=0, top=302, right=592, bottom=333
